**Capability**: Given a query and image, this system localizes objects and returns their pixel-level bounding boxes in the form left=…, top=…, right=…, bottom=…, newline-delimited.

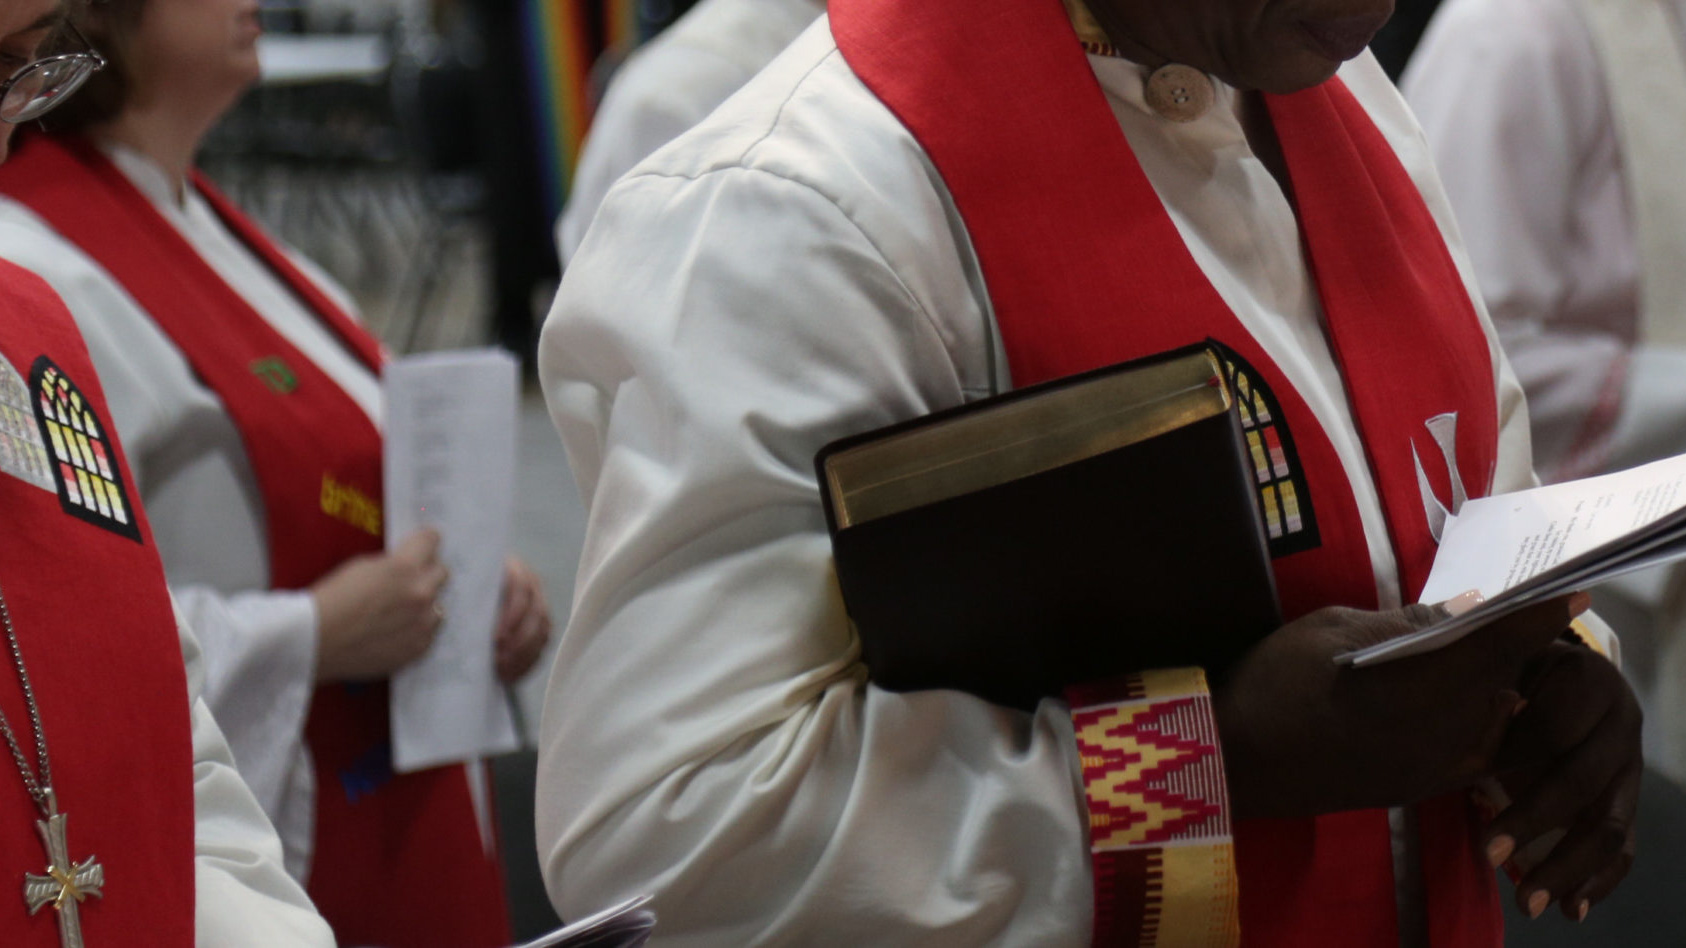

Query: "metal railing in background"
left=201, top=1, right=491, bottom=355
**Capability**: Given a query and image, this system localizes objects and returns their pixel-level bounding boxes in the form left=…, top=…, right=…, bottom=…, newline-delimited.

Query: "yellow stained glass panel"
left=73, top=467, right=92, bottom=508
left=45, top=421, right=67, bottom=463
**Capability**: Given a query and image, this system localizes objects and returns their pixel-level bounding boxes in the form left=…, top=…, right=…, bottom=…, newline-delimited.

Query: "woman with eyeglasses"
left=0, top=2, right=552, bottom=946
left=0, top=2, right=334, bottom=946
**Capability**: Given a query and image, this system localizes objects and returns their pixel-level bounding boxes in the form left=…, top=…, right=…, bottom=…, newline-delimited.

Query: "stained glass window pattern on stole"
left=1218, top=348, right=1320, bottom=558
left=0, top=355, right=52, bottom=491
left=29, top=357, right=140, bottom=540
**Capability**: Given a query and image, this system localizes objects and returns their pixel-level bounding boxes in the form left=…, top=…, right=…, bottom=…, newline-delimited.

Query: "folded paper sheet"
left=509, top=895, right=656, bottom=948
left=1342, top=451, right=1686, bottom=666
left=385, top=348, right=522, bottom=771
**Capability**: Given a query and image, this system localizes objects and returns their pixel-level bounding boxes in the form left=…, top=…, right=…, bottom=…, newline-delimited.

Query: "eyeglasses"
left=0, top=23, right=106, bottom=124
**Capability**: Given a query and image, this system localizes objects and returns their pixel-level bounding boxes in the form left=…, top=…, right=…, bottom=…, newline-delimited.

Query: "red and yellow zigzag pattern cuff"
left=1068, top=668, right=1240, bottom=948
left=1568, top=617, right=1611, bottom=661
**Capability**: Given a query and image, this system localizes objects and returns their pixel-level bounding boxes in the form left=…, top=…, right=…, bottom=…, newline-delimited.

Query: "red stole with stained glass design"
left=0, top=261, right=195, bottom=946
left=0, top=135, right=511, bottom=947
left=832, top=0, right=1505, bottom=944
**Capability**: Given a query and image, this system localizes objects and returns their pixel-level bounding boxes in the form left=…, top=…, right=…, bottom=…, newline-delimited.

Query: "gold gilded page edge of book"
left=829, top=353, right=1231, bottom=528
left=827, top=353, right=1223, bottom=521
left=834, top=387, right=1225, bottom=526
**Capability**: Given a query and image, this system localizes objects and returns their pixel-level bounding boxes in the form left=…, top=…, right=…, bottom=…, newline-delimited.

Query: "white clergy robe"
left=555, top=0, right=825, bottom=264
left=1405, top=0, right=1686, bottom=481
left=1406, top=0, right=1686, bottom=781
left=0, top=144, right=381, bottom=882
left=538, top=17, right=1543, bottom=944
left=176, top=597, right=337, bottom=946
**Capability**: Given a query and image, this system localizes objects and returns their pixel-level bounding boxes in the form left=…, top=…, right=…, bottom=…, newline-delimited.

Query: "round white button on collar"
left=1144, top=64, right=1214, bottom=122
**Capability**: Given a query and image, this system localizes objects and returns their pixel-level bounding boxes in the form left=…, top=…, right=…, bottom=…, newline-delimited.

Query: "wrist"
left=309, top=587, right=344, bottom=682
left=1209, top=677, right=1266, bottom=820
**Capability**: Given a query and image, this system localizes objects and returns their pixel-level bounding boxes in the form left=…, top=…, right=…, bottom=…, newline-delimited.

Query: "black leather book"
left=816, top=342, right=1281, bottom=710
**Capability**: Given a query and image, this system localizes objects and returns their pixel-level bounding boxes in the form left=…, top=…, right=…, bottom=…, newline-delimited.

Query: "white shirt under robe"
left=538, top=18, right=1544, bottom=944
left=0, top=145, right=381, bottom=881
left=555, top=0, right=826, bottom=263
left=177, top=598, right=336, bottom=945
left=1406, top=0, right=1686, bottom=779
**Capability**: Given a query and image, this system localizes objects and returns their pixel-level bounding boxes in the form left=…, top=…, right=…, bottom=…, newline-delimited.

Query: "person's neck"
left=92, top=99, right=220, bottom=204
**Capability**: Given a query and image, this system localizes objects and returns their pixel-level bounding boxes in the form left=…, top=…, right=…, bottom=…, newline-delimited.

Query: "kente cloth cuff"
left=1066, top=668, right=1240, bottom=948
left=1567, top=617, right=1611, bottom=660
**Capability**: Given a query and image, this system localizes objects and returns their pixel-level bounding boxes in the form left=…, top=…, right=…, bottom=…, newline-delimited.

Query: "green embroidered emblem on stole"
left=250, top=356, right=298, bottom=394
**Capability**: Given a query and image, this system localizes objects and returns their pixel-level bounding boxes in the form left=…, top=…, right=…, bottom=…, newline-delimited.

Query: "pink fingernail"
left=1527, top=890, right=1550, bottom=919
left=1577, top=900, right=1589, bottom=922
left=1444, top=589, right=1486, bottom=617
left=1569, top=590, right=1592, bottom=616
left=1486, top=835, right=1515, bottom=867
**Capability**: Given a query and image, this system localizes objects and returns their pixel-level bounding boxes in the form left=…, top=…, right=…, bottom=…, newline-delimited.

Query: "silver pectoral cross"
left=21, top=795, right=104, bottom=948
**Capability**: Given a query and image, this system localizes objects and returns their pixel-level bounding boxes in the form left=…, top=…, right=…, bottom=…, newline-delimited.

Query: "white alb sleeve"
left=171, top=585, right=316, bottom=820
left=177, top=598, right=333, bottom=946
left=538, top=167, right=1093, bottom=946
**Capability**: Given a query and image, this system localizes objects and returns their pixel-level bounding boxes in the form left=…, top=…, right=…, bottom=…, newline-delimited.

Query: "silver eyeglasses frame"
left=0, top=22, right=107, bottom=125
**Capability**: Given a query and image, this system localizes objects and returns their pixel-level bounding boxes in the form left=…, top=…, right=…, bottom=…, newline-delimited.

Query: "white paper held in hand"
left=507, top=895, right=657, bottom=948
left=1339, top=450, right=1686, bottom=667
left=384, top=348, right=522, bottom=772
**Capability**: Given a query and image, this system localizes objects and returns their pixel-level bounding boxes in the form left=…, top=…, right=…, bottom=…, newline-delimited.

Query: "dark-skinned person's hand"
left=1482, top=638, right=1641, bottom=923
left=1211, top=593, right=1589, bottom=821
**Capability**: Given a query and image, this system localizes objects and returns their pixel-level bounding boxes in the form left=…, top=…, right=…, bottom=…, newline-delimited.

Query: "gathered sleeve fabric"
left=171, top=586, right=317, bottom=818
left=539, top=150, right=1095, bottom=944
left=177, top=600, right=335, bottom=946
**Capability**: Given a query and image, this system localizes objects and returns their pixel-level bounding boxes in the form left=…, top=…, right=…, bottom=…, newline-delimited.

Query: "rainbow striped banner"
left=520, top=0, right=645, bottom=225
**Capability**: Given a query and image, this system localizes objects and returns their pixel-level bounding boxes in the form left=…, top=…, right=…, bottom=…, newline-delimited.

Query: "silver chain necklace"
left=0, top=585, right=105, bottom=948
left=0, top=585, right=53, bottom=814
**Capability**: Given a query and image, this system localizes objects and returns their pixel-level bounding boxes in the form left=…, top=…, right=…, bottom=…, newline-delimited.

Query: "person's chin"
left=232, top=53, right=262, bottom=87
left=1248, top=50, right=1345, bottom=95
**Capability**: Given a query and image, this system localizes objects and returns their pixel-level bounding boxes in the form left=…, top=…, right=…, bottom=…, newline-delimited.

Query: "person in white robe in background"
left=1405, top=0, right=1686, bottom=785
left=555, top=0, right=824, bottom=263
left=537, top=5, right=1636, bottom=940
left=0, top=0, right=552, bottom=888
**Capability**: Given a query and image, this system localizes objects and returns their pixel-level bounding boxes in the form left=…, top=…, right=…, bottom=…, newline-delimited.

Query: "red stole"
left=832, top=0, right=1502, bottom=945
left=0, top=136, right=511, bottom=947
left=0, top=261, right=195, bottom=946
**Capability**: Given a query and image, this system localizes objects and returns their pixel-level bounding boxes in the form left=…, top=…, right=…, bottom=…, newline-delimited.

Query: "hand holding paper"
left=310, top=526, right=449, bottom=682
left=1326, top=451, right=1660, bottom=920
left=1340, top=450, right=1686, bottom=667
left=1215, top=595, right=1583, bottom=820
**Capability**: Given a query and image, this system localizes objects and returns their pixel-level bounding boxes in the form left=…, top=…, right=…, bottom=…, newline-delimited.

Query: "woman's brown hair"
left=40, top=0, right=146, bottom=133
